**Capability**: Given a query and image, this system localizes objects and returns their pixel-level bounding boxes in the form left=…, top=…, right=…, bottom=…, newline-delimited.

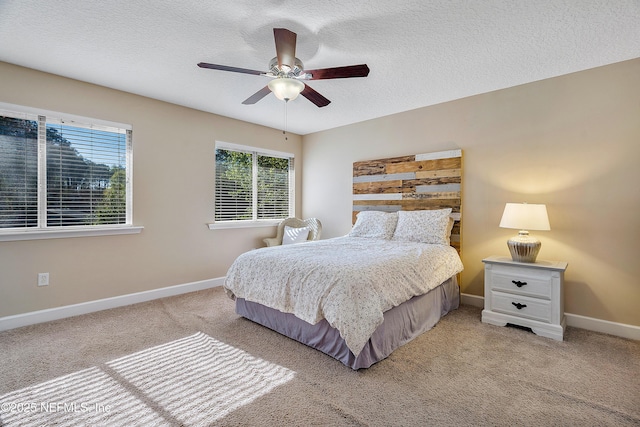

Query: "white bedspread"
left=224, top=236, right=464, bottom=356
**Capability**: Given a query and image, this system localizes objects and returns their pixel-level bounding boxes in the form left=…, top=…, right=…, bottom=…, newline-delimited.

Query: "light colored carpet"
left=1, top=286, right=638, bottom=426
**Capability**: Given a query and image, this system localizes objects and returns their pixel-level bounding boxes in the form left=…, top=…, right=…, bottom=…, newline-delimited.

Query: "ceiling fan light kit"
left=198, top=28, right=370, bottom=107
left=268, top=78, right=305, bottom=102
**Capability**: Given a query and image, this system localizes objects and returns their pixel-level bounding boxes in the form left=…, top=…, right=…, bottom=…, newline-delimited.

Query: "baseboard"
left=0, top=277, right=225, bottom=332
left=564, top=312, right=640, bottom=341
left=461, top=293, right=639, bottom=341
left=460, top=292, right=484, bottom=308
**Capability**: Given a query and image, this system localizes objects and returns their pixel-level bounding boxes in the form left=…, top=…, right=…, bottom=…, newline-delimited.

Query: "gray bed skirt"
left=235, top=276, right=460, bottom=370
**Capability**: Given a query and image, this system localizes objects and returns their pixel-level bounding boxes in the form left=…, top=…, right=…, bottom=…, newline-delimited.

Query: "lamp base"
left=507, top=231, right=541, bottom=263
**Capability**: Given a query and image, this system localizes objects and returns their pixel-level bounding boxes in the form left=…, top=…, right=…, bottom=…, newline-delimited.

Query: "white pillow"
left=392, top=209, right=453, bottom=245
left=282, top=225, right=310, bottom=245
left=348, top=211, right=398, bottom=240
left=444, top=216, right=455, bottom=245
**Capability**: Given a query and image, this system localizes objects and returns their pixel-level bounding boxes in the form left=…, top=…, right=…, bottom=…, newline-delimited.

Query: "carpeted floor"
left=1, top=286, right=639, bottom=426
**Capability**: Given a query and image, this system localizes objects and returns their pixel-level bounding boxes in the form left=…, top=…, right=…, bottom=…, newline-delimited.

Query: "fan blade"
left=273, top=28, right=297, bottom=71
left=305, top=64, right=370, bottom=80
left=242, top=86, right=272, bottom=105
left=301, top=85, right=331, bottom=108
left=197, top=62, right=263, bottom=76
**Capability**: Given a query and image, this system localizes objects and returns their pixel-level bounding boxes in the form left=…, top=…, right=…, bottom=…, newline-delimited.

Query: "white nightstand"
left=482, top=256, right=568, bottom=341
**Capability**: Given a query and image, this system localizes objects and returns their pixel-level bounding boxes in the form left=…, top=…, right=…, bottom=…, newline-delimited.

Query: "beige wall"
left=302, top=58, right=640, bottom=327
left=0, top=62, right=303, bottom=317
left=2, top=58, right=639, bottom=328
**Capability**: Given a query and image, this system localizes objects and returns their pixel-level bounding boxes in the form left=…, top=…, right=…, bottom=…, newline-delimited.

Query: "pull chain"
left=283, top=100, right=288, bottom=141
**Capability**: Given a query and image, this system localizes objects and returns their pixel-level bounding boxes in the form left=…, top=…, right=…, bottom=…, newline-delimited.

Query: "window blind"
left=215, top=145, right=293, bottom=222
left=45, top=119, right=128, bottom=227
left=215, top=149, right=253, bottom=221
left=0, top=105, right=132, bottom=230
left=257, top=154, right=290, bottom=219
left=0, top=111, right=39, bottom=228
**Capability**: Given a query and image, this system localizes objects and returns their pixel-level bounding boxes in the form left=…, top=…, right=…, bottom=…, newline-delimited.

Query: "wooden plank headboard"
left=352, top=149, right=462, bottom=254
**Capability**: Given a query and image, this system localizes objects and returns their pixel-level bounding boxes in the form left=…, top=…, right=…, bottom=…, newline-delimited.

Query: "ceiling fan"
left=197, top=28, right=370, bottom=107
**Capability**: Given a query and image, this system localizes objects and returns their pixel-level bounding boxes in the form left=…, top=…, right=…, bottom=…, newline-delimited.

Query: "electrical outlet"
left=38, top=273, right=49, bottom=286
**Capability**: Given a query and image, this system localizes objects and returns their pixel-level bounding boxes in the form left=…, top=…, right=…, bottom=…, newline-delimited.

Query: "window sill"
left=0, top=226, right=144, bottom=242
left=208, top=220, right=280, bottom=230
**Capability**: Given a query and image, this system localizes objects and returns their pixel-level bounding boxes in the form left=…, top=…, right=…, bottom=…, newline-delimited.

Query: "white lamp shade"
left=499, top=203, right=550, bottom=231
left=268, top=78, right=305, bottom=101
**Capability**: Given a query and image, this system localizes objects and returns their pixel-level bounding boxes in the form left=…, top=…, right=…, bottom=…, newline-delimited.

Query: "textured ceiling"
left=0, top=1, right=638, bottom=135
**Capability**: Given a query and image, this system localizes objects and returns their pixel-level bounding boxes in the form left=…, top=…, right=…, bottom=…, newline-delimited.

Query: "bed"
left=224, top=150, right=464, bottom=369
left=234, top=276, right=460, bottom=369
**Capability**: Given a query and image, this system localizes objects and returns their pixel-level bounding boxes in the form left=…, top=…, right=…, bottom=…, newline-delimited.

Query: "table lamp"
left=499, top=203, right=550, bottom=263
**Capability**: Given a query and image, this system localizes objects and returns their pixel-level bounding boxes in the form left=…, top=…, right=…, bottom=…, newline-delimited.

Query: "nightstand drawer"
left=490, top=291, right=552, bottom=323
left=490, top=266, right=552, bottom=299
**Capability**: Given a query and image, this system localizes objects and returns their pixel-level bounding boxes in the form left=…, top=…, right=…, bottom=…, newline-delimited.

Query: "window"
left=0, top=103, right=133, bottom=236
left=214, top=142, right=293, bottom=224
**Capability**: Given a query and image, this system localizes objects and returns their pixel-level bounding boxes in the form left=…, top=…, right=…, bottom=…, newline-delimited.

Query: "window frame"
left=0, top=102, right=141, bottom=242
left=209, top=141, right=294, bottom=230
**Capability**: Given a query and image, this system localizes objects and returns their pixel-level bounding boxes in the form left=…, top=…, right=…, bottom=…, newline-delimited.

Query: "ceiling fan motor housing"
left=268, top=57, right=305, bottom=78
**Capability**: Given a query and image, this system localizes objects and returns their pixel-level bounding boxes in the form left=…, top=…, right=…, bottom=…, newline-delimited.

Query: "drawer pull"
left=512, top=302, right=527, bottom=310
left=512, top=280, right=527, bottom=288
